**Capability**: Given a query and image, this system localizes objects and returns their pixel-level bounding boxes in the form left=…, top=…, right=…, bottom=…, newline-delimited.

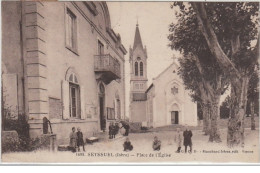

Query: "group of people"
left=123, top=127, right=193, bottom=153
left=69, top=127, right=85, bottom=152
left=109, top=122, right=120, bottom=139
left=122, top=136, right=162, bottom=152
left=109, top=121, right=130, bottom=139
left=175, top=127, right=193, bottom=153
left=68, top=125, right=193, bottom=153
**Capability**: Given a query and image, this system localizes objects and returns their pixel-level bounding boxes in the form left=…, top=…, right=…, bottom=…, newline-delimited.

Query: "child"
left=174, top=128, right=182, bottom=153
left=123, top=137, right=133, bottom=151
left=69, top=127, right=77, bottom=152
left=152, top=136, right=161, bottom=151
left=76, top=127, right=85, bottom=152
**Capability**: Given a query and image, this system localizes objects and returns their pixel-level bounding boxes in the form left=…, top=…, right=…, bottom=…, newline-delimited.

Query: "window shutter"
left=62, top=80, right=70, bottom=119
left=80, top=86, right=86, bottom=119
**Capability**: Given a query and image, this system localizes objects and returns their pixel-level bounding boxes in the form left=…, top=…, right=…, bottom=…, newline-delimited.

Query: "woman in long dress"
left=69, top=127, right=77, bottom=152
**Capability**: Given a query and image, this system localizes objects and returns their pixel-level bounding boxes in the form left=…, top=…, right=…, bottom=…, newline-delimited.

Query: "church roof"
left=153, top=62, right=179, bottom=80
left=145, top=61, right=179, bottom=93
left=145, top=84, right=154, bottom=93
left=133, top=24, right=143, bottom=50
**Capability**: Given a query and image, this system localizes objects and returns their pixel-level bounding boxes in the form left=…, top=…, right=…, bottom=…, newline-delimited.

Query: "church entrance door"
left=171, top=111, right=179, bottom=124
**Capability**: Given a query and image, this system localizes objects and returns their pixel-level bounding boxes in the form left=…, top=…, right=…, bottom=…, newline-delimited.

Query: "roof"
left=133, top=24, right=143, bottom=50
left=132, top=93, right=147, bottom=101
left=153, top=62, right=179, bottom=80
left=145, top=84, right=154, bottom=93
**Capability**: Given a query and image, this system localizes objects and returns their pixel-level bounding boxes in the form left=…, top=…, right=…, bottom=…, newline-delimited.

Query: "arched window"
left=69, top=73, right=80, bottom=118
left=140, top=62, right=143, bottom=76
left=135, top=62, right=138, bottom=76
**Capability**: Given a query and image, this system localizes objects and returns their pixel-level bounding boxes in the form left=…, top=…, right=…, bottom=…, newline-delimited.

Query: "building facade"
left=129, top=24, right=148, bottom=123
left=128, top=24, right=197, bottom=127
left=2, top=1, right=127, bottom=144
left=146, top=62, right=198, bottom=127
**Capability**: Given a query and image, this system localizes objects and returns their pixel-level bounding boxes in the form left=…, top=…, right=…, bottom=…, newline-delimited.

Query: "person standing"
left=109, top=122, right=113, bottom=139
left=174, top=128, right=182, bottom=153
left=69, top=127, right=77, bottom=152
left=183, top=126, right=193, bottom=153
left=114, top=122, right=120, bottom=136
left=124, top=123, right=130, bottom=136
left=111, top=122, right=116, bottom=139
left=76, top=127, right=85, bottom=152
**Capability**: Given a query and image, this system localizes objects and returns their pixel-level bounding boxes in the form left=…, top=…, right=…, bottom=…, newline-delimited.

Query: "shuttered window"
left=68, top=73, right=81, bottom=118
left=65, top=8, right=77, bottom=52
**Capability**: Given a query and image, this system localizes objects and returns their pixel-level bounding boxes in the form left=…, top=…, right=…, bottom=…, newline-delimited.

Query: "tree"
left=170, top=2, right=259, bottom=147
left=220, top=96, right=231, bottom=119
left=178, top=57, right=211, bottom=135
left=247, top=70, right=259, bottom=130
left=190, top=2, right=259, bottom=147
left=169, top=3, right=228, bottom=142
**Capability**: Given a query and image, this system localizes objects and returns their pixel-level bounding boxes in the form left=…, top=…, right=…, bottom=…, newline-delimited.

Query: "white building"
left=146, top=62, right=197, bottom=127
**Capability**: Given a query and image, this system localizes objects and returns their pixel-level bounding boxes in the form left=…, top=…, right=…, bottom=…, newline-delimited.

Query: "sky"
left=107, top=2, right=180, bottom=117
left=107, top=2, right=229, bottom=118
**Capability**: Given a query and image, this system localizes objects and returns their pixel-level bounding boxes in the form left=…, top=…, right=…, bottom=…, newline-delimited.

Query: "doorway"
left=171, top=111, right=179, bottom=124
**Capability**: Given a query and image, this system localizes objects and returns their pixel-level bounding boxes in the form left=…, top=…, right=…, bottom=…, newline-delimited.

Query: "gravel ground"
left=2, top=127, right=259, bottom=164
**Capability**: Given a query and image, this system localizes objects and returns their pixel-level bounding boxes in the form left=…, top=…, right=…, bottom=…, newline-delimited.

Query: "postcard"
left=1, top=0, right=259, bottom=164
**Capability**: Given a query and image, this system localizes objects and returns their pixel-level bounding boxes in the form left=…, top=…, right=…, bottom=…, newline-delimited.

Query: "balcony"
left=94, top=54, right=121, bottom=84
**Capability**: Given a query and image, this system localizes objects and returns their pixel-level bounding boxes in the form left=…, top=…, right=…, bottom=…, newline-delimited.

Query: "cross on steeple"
left=136, top=15, right=139, bottom=27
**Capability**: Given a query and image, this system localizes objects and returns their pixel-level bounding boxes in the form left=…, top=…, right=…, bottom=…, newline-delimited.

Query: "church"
left=129, top=24, right=197, bottom=127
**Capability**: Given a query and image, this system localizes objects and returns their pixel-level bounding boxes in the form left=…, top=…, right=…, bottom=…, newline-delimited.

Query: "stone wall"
left=130, top=101, right=147, bottom=123
left=49, top=97, right=62, bottom=119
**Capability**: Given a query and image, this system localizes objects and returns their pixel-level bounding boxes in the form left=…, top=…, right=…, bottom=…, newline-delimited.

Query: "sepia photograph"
left=1, top=0, right=259, bottom=164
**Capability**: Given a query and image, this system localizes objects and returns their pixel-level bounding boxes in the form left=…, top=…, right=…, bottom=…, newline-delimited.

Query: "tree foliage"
left=169, top=2, right=259, bottom=145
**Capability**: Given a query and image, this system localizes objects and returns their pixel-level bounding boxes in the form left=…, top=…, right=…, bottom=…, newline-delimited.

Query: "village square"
left=1, top=1, right=259, bottom=163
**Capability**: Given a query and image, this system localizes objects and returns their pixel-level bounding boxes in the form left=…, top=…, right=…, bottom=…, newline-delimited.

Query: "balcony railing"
left=94, top=54, right=121, bottom=83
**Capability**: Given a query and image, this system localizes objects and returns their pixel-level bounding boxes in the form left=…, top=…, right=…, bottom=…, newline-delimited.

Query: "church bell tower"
left=129, top=23, right=148, bottom=99
left=129, top=23, right=148, bottom=122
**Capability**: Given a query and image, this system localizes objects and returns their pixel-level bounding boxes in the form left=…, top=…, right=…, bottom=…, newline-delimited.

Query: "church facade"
left=129, top=25, right=197, bottom=127
left=2, top=1, right=127, bottom=144
left=146, top=63, right=198, bottom=127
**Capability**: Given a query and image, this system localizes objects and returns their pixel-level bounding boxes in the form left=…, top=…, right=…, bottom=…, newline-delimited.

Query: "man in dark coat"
left=111, top=122, right=116, bottom=139
left=109, top=122, right=113, bottom=139
left=183, top=126, right=193, bottom=153
left=114, top=123, right=120, bottom=135
left=76, top=127, right=85, bottom=152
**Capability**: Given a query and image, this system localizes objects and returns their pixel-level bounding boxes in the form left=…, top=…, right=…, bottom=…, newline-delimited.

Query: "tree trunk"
left=202, top=103, right=211, bottom=135
left=209, top=96, right=222, bottom=143
left=250, top=101, right=255, bottom=130
left=227, top=76, right=249, bottom=147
